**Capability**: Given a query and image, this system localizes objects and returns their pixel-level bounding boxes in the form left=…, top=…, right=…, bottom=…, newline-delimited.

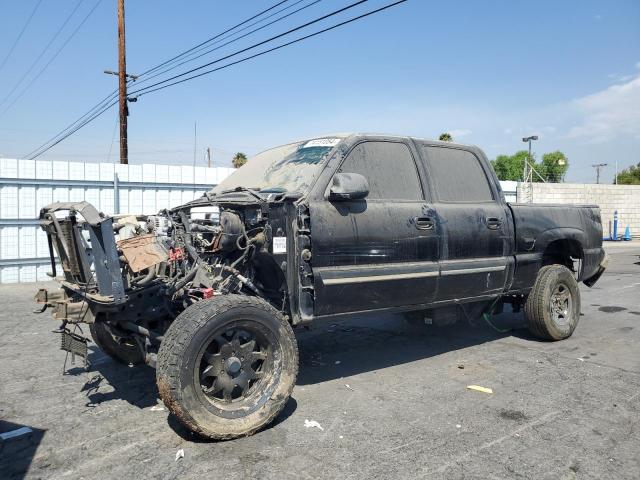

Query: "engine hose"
left=171, top=264, right=198, bottom=292
left=131, top=267, right=156, bottom=287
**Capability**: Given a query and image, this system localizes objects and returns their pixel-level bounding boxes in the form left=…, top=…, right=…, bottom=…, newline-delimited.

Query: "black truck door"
left=418, top=144, right=512, bottom=300
left=308, top=140, right=439, bottom=316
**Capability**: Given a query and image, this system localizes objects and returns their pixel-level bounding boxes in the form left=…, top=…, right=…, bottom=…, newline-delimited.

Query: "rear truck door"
left=417, top=143, right=514, bottom=301
left=308, top=138, right=439, bottom=316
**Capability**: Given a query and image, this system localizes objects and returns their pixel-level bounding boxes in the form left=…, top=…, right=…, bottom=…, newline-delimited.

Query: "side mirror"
left=328, top=172, right=369, bottom=201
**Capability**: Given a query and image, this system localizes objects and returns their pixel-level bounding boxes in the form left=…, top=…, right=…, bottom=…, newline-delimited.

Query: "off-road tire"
left=524, top=264, right=581, bottom=340
left=156, top=295, right=298, bottom=440
left=89, top=321, right=145, bottom=365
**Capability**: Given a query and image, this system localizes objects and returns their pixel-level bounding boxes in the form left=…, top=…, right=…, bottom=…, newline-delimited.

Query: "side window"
left=339, top=141, right=423, bottom=200
left=422, top=146, right=494, bottom=202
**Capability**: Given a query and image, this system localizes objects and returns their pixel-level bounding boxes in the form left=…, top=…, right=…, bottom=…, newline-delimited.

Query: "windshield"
left=212, top=137, right=343, bottom=195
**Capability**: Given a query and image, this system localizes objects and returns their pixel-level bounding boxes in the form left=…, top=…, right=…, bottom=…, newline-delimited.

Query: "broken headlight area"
left=36, top=197, right=286, bottom=368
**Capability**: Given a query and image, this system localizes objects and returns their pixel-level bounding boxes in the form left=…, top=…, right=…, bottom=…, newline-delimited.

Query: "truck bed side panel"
left=508, top=203, right=604, bottom=291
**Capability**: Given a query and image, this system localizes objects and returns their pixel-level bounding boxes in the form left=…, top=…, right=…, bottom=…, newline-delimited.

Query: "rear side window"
left=422, top=146, right=494, bottom=202
left=339, top=141, right=423, bottom=200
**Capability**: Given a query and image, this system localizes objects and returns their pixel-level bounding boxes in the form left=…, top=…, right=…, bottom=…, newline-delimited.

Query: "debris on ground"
left=467, top=385, right=493, bottom=394
left=175, top=448, right=185, bottom=461
left=335, top=360, right=341, bottom=365
left=150, top=405, right=166, bottom=411
left=0, top=427, right=33, bottom=440
left=457, top=364, right=465, bottom=369
left=304, top=419, right=324, bottom=431
left=344, top=384, right=354, bottom=391
left=456, top=424, right=462, bottom=428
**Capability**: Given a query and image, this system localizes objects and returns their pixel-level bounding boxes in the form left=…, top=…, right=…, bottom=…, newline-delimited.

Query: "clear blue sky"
left=0, top=0, right=638, bottom=182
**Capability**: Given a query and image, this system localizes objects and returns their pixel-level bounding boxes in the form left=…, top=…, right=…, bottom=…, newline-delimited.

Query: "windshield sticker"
left=302, top=138, right=341, bottom=149
left=273, top=236, right=287, bottom=254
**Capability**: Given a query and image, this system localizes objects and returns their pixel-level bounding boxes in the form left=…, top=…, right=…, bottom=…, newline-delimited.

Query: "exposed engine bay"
left=35, top=195, right=290, bottom=367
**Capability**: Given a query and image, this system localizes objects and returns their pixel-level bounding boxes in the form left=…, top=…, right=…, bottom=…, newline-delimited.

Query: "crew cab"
left=35, top=134, right=607, bottom=439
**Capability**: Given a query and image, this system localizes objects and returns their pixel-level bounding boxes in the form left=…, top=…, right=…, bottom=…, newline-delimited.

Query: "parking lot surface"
left=1, top=243, right=639, bottom=480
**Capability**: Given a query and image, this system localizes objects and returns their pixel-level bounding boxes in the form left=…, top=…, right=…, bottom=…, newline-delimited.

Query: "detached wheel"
left=524, top=264, right=581, bottom=340
left=156, top=295, right=298, bottom=440
left=90, top=320, right=145, bottom=365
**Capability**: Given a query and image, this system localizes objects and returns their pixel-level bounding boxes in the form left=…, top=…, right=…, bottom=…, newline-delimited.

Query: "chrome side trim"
left=323, top=271, right=439, bottom=285
left=441, top=265, right=505, bottom=276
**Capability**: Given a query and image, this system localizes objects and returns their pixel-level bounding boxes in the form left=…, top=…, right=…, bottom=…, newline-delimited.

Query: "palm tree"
left=439, top=133, right=453, bottom=142
left=232, top=152, right=248, bottom=168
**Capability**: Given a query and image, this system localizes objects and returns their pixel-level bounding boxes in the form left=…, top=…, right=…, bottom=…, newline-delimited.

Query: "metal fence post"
left=114, top=172, right=120, bottom=214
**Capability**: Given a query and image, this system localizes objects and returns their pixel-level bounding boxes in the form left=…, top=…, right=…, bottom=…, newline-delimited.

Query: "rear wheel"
left=156, top=295, right=298, bottom=440
left=524, top=264, right=580, bottom=340
left=89, top=320, right=145, bottom=365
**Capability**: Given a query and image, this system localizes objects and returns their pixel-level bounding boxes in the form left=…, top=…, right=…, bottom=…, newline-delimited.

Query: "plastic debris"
left=175, top=449, right=184, bottom=461
left=335, top=360, right=341, bottom=365
left=339, top=435, right=344, bottom=439
left=344, top=384, right=354, bottom=391
left=456, top=424, right=462, bottom=429
left=577, top=358, right=585, bottom=362
left=150, top=405, right=165, bottom=411
left=467, top=385, right=493, bottom=394
left=457, top=364, right=465, bottom=369
left=0, top=427, right=33, bottom=441
left=304, top=419, right=324, bottom=431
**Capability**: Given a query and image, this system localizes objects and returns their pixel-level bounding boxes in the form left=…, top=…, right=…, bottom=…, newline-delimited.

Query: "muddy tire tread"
left=156, top=295, right=297, bottom=440
left=524, top=264, right=579, bottom=341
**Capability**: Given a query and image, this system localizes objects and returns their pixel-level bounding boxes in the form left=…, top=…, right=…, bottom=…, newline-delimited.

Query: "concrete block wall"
left=517, top=182, right=640, bottom=239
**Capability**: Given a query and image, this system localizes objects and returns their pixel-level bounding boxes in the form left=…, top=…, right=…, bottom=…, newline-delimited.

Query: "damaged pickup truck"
left=35, top=134, right=607, bottom=439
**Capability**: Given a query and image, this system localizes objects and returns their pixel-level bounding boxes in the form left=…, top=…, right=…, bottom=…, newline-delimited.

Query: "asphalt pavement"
left=1, top=243, right=639, bottom=479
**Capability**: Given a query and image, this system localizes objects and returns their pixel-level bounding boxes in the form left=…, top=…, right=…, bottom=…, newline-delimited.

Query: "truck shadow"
left=76, top=309, right=528, bottom=440
left=295, top=310, right=528, bottom=385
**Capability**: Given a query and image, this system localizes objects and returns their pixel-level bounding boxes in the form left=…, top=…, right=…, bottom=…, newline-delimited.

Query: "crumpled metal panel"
left=118, top=234, right=168, bottom=273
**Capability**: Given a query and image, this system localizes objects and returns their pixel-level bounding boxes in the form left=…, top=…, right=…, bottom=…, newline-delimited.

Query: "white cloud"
left=567, top=74, right=640, bottom=142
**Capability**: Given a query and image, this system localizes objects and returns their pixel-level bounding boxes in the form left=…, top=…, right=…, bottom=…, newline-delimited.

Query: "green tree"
left=232, top=152, right=248, bottom=168
left=439, top=132, right=453, bottom=142
left=490, top=150, right=569, bottom=182
left=540, top=151, right=569, bottom=182
left=490, top=150, right=529, bottom=181
left=615, top=163, right=640, bottom=184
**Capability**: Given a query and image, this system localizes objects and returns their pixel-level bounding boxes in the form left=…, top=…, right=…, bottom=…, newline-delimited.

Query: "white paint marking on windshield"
left=302, top=138, right=341, bottom=149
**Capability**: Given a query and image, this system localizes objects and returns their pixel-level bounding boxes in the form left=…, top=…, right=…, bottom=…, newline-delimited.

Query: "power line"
left=27, top=99, right=117, bottom=160
left=135, top=0, right=322, bottom=88
left=140, top=0, right=291, bottom=77
left=25, top=0, right=407, bottom=160
left=131, top=0, right=407, bottom=99
left=22, top=1, right=294, bottom=159
left=129, top=0, right=370, bottom=98
left=0, top=0, right=103, bottom=119
left=0, top=0, right=86, bottom=110
left=0, top=0, right=44, bottom=75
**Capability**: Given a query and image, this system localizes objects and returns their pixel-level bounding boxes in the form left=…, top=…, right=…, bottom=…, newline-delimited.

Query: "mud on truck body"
left=35, top=134, right=607, bottom=439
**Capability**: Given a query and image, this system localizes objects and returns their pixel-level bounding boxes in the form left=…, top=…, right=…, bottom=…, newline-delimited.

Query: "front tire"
left=156, top=295, right=298, bottom=440
left=524, top=264, right=581, bottom=340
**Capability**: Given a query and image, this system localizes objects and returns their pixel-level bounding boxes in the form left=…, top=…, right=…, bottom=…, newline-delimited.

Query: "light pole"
left=592, top=163, right=608, bottom=184
left=522, top=135, right=538, bottom=182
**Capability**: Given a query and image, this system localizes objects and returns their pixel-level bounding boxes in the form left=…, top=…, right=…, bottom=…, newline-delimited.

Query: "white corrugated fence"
left=0, top=158, right=234, bottom=283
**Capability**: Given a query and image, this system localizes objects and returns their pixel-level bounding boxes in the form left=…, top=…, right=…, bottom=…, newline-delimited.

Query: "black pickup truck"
left=35, top=134, right=607, bottom=439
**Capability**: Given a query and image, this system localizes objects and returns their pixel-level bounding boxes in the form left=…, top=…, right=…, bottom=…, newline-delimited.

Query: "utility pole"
left=104, top=1, right=138, bottom=163
left=592, top=163, right=608, bottom=184
left=117, top=0, right=128, bottom=164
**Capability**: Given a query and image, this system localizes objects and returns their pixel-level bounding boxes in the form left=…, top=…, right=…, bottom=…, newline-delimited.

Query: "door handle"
left=413, top=217, right=434, bottom=230
left=486, top=217, right=503, bottom=230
